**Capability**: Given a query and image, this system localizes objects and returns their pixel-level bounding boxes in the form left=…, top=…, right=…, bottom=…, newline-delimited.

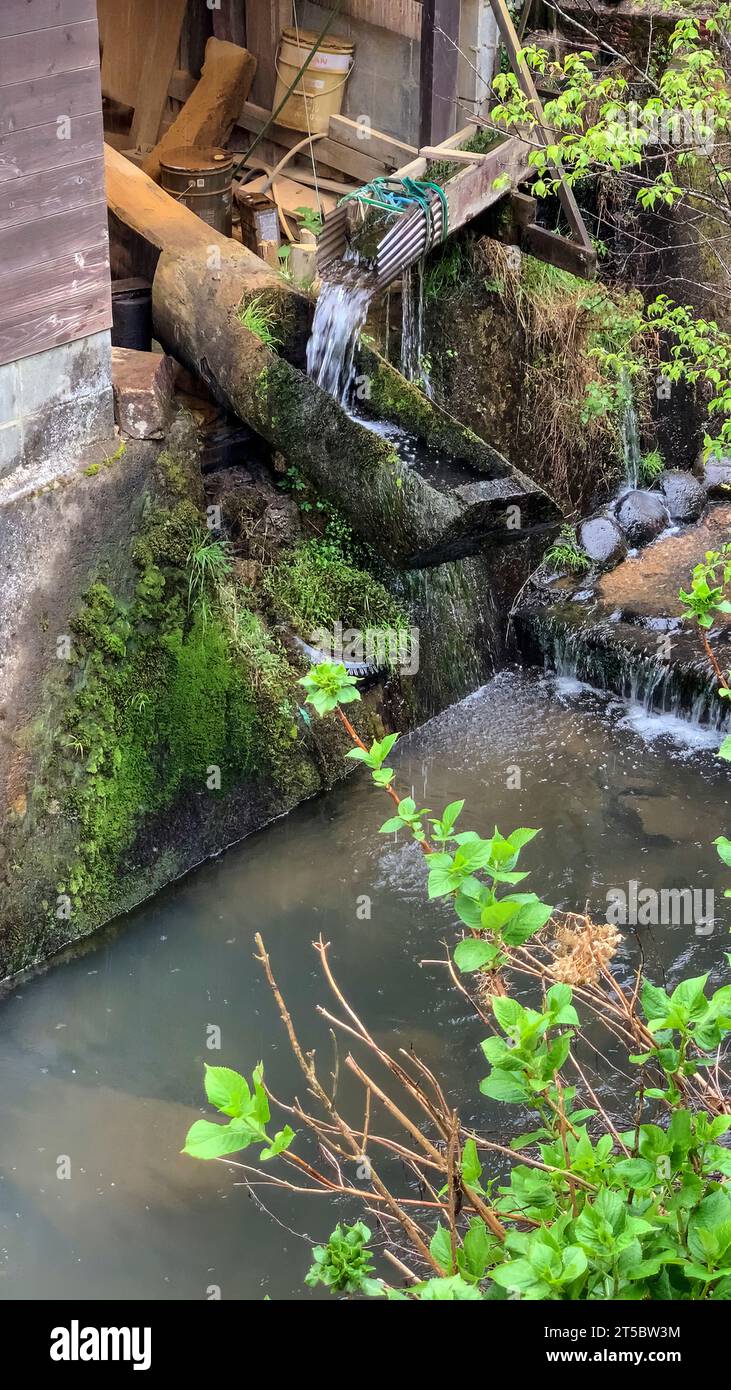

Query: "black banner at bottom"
left=0, top=1296, right=716, bottom=1375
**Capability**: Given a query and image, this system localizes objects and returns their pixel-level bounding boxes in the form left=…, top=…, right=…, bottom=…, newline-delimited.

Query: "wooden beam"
left=419, top=0, right=461, bottom=147
left=246, top=0, right=292, bottom=110
left=522, top=223, right=597, bottom=278
left=0, top=0, right=95, bottom=37
left=444, top=135, right=533, bottom=231
left=143, top=38, right=257, bottom=184
left=231, top=99, right=384, bottom=182
left=419, top=146, right=493, bottom=163
left=328, top=115, right=417, bottom=173
left=339, top=0, right=421, bottom=40
left=129, top=0, right=188, bottom=151
left=212, top=1, right=247, bottom=46
left=488, top=0, right=593, bottom=251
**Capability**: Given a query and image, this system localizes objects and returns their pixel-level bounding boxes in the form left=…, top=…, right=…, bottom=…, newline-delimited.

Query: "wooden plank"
left=0, top=238, right=108, bottom=322
left=0, top=19, right=99, bottom=86
left=509, top=189, right=537, bottom=227
left=0, top=66, right=101, bottom=136
left=328, top=114, right=416, bottom=172
left=340, top=0, right=421, bottom=40
left=98, top=0, right=169, bottom=109
left=0, top=295, right=111, bottom=370
left=0, top=199, right=107, bottom=274
left=0, top=0, right=95, bottom=38
left=419, top=145, right=492, bottom=163
left=391, top=122, right=479, bottom=181
left=0, top=156, right=105, bottom=229
left=129, top=0, right=188, bottom=151
left=0, top=111, right=103, bottom=183
left=246, top=0, right=292, bottom=110
left=212, top=1, right=247, bottom=46
left=444, top=135, right=532, bottom=229
left=232, top=98, right=384, bottom=181
left=522, top=223, right=597, bottom=278
left=419, top=0, right=460, bottom=146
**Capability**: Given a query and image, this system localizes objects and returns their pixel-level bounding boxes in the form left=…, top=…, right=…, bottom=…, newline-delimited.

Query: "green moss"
left=48, top=494, right=309, bottom=915
left=264, top=534, right=407, bottom=642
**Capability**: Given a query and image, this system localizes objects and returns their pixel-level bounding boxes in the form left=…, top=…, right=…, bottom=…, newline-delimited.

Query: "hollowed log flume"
left=105, top=146, right=561, bottom=567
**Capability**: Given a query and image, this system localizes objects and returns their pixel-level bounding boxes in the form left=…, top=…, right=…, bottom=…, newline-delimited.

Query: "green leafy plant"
left=298, top=661, right=360, bottom=716
left=236, top=294, right=281, bottom=347
left=183, top=1063, right=294, bottom=1162
left=678, top=544, right=731, bottom=760
left=183, top=665, right=731, bottom=1301
left=305, top=1222, right=382, bottom=1295
left=186, top=531, right=233, bottom=621
left=294, top=206, right=323, bottom=237
left=639, top=448, right=665, bottom=484
left=544, top=525, right=591, bottom=574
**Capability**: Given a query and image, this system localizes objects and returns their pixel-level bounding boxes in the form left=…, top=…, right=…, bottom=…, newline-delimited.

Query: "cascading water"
left=306, top=264, right=376, bottom=407
left=400, top=263, right=433, bottom=398
left=620, top=371, right=642, bottom=488
left=521, top=608, right=731, bottom=735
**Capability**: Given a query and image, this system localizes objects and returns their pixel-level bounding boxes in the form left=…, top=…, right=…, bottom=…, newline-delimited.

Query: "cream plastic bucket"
left=274, top=27, right=354, bottom=134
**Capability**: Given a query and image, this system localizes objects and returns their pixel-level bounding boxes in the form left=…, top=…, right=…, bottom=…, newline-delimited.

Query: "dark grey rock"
left=694, top=451, right=731, bottom=497
left=615, top=490, right=670, bottom=546
left=656, top=469, right=706, bottom=522
left=578, top=513, right=627, bottom=567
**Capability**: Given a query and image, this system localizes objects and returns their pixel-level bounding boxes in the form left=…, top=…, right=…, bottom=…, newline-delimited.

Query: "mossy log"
left=154, top=247, right=472, bottom=565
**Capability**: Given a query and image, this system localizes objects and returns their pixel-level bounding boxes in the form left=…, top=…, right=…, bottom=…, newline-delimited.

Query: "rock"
left=656, top=469, right=706, bottom=522
left=262, top=494, right=302, bottom=548
left=614, top=490, right=669, bottom=546
left=694, top=451, right=731, bottom=497
left=578, top=513, right=627, bottom=567
left=111, top=348, right=174, bottom=440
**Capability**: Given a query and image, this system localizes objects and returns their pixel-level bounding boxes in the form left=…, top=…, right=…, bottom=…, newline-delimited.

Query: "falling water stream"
left=620, top=372, right=643, bottom=489
left=400, top=263, right=433, bottom=397
left=306, top=264, right=376, bottom=406
left=0, top=670, right=728, bottom=1300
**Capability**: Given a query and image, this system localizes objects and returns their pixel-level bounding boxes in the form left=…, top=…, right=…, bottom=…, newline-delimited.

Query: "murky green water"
left=1, top=670, right=728, bottom=1301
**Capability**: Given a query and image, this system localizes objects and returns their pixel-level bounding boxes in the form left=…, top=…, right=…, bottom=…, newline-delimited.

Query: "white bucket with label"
left=274, top=28, right=354, bottom=135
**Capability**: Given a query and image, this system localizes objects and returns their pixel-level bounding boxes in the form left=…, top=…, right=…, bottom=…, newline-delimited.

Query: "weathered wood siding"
left=0, top=0, right=111, bottom=368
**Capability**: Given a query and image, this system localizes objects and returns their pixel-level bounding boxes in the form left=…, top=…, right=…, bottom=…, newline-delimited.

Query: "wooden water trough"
left=317, top=0, right=596, bottom=293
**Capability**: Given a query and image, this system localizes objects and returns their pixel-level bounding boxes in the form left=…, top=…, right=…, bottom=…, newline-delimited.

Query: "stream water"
left=0, top=669, right=728, bottom=1301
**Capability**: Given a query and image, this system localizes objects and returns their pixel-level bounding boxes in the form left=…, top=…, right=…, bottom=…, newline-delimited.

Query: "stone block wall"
left=299, top=1, right=421, bottom=144
left=0, top=330, right=115, bottom=491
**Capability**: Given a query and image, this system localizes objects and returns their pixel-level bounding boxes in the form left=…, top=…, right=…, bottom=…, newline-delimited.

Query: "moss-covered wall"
left=402, top=238, right=654, bottom=514
left=0, top=416, right=400, bottom=979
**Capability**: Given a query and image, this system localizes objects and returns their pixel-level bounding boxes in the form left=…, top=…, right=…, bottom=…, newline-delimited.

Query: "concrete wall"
left=0, top=330, right=115, bottom=491
left=299, top=1, right=421, bottom=144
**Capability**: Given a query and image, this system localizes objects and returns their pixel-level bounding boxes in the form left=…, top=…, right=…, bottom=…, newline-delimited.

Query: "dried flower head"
left=548, top=912, right=621, bottom=987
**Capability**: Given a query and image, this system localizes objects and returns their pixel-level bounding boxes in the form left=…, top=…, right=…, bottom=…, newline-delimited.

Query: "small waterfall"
left=396, top=556, right=498, bottom=714
left=523, top=610, right=731, bottom=733
left=400, top=263, right=433, bottom=398
left=306, top=264, right=376, bottom=407
left=620, top=372, right=642, bottom=489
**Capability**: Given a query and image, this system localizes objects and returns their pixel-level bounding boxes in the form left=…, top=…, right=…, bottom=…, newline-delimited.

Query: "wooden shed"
left=0, top=0, right=113, bottom=485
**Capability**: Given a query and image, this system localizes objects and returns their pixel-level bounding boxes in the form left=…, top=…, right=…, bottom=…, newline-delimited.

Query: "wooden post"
left=245, top=0, right=292, bottom=109
left=419, top=0, right=461, bottom=147
left=488, top=0, right=593, bottom=250
left=129, top=0, right=188, bottom=151
left=212, top=1, right=247, bottom=47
